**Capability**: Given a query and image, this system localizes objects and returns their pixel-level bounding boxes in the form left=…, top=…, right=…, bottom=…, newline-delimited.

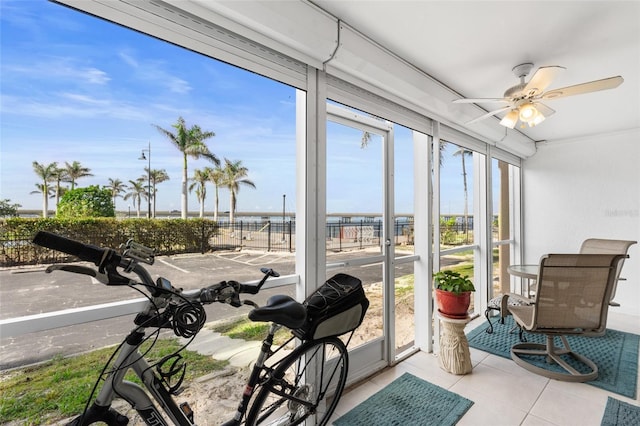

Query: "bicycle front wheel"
left=246, top=337, right=349, bottom=426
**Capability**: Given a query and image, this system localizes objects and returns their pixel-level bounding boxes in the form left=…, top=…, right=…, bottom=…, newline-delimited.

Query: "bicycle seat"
left=248, top=294, right=307, bottom=329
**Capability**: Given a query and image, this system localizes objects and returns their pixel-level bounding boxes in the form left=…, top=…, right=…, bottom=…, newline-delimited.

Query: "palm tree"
left=123, top=180, right=146, bottom=218
left=64, top=161, right=93, bottom=190
left=51, top=166, right=69, bottom=209
left=141, top=168, right=170, bottom=218
left=222, top=158, right=256, bottom=223
left=453, top=147, right=473, bottom=241
left=32, top=161, right=57, bottom=218
left=30, top=183, right=55, bottom=218
left=189, top=168, right=212, bottom=218
left=153, top=116, right=218, bottom=219
left=107, top=178, right=127, bottom=211
left=209, top=164, right=225, bottom=222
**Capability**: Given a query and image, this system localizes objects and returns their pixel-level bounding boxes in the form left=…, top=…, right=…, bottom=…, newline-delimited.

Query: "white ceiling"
left=311, top=0, right=640, bottom=143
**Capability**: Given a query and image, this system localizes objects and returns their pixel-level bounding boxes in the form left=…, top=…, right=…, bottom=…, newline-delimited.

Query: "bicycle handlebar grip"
left=238, top=283, right=259, bottom=295
left=32, top=231, right=110, bottom=266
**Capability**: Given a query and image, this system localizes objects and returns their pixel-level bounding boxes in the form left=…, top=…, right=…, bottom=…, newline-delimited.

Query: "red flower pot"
left=435, top=289, right=471, bottom=319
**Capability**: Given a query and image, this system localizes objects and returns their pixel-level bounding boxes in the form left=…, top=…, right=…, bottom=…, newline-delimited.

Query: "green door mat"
left=601, top=397, right=640, bottom=425
left=466, top=317, right=639, bottom=398
left=334, top=372, right=473, bottom=426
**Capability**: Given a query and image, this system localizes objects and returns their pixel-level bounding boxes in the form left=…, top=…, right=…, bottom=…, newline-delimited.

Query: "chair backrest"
left=531, top=253, right=627, bottom=335
left=579, top=239, right=637, bottom=303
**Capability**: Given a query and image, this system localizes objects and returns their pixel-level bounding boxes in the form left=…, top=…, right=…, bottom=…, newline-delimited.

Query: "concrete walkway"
left=181, top=322, right=262, bottom=368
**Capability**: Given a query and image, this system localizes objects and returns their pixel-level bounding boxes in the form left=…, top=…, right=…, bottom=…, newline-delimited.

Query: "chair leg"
left=517, top=326, right=527, bottom=342
left=510, top=335, right=598, bottom=382
left=484, top=308, right=495, bottom=334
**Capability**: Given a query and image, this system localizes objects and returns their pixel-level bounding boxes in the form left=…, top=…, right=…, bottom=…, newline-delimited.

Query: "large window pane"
left=438, top=141, right=478, bottom=314
left=1, top=0, right=298, bottom=367
left=492, top=158, right=520, bottom=298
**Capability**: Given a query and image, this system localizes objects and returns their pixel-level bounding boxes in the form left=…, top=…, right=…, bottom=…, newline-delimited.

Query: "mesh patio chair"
left=484, top=238, right=636, bottom=335
left=579, top=238, right=637, bottom=306
left=508, top=253, right=627, bottom=382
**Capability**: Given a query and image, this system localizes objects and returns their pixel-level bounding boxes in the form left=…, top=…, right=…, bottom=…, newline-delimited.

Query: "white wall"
left=522, top=128, right=640, bottom=316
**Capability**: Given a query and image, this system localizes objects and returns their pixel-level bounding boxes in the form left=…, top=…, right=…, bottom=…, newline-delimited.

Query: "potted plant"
left=433, top=270, right=475, bottom=319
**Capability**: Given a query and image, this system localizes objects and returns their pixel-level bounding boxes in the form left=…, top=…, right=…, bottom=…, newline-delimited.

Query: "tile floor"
left=331, top=311, right=640, bottom=426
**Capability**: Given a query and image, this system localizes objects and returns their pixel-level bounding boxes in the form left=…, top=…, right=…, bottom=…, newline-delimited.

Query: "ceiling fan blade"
left=534, top=102, right=556, bottom=117
left=523, top=66, right=566, bottom=96
left=453, top=98, right=510, bottom=104
left=542, top=76, right=623, bottom=100
left=466, top=106, right=511, bottom=124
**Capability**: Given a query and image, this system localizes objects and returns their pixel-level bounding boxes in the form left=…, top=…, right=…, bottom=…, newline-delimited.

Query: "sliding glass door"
left=325, top=103, right=393, bottom=378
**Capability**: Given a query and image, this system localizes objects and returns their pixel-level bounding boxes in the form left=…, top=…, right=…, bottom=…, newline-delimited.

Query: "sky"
left=0, top=0, right=480, bottom=217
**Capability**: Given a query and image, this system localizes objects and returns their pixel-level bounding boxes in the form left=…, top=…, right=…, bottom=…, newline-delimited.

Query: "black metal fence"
left=0, top=219, right=418, bottom=267
left=2, top=218, right=481, bottom=267
left=212, top=219, right=414, bottom=253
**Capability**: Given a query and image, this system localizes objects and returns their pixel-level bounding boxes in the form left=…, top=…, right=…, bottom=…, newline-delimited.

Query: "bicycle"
left=32, top=231, right=369, bottom=426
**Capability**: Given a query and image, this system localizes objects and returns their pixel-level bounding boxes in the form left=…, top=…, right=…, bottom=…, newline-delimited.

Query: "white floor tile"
left=333, top=310, right=639, bottom=425
left=521, top=413, right=558, bottom=426
left=530, top=386, right=607, bottom=426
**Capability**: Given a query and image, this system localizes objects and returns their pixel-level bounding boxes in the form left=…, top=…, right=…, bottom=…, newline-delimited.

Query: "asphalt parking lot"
left=1, top=249, right=412, bottom=369
left=0, top=251, right=300, bottom=369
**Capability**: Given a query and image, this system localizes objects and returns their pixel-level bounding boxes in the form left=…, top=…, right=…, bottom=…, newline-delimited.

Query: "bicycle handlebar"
left=32, top=231, right=279, bottom=308
left=33, top=231, right=120, bottom=267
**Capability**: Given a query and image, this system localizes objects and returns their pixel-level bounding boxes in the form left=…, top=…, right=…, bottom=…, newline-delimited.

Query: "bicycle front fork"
left=223, top=323, right=281, bottom=426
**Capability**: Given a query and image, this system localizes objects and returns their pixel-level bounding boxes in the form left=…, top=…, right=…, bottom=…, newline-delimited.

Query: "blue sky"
left=1, top=0, right=474, bottom=216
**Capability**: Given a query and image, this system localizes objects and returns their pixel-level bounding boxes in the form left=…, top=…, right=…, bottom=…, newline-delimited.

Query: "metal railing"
left=1, top=219, right=418, bottom=267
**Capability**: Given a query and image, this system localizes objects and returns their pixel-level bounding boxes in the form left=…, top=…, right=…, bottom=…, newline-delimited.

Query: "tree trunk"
left=42, top=191, right=48, bottom=218
left=214, top=187, right=219, bottom=222
left=181, top=154, right=188, bottom=219
left=152, top=184, right=157, bottom=218
left=229, top=192, right=236, bottom=223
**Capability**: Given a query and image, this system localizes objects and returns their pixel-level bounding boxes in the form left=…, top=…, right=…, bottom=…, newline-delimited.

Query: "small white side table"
left=438, top=314, right=472, bottom=375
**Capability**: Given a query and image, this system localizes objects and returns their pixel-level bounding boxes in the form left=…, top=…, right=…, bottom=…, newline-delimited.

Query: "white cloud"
left=3, top=58, right=110, bottom=85
left=59, top=92, right=110, bottom=105
left=167, top=77, right=191, bottom=94
left=84, top=67, right=110, bottom=85
left=118, top=50, right=139, bottom=68
left=117, top=49, right=191, bottom=94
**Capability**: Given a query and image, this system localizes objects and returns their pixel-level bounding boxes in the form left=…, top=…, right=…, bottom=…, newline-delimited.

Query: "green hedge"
left=0, top=218, right=219, bottom=267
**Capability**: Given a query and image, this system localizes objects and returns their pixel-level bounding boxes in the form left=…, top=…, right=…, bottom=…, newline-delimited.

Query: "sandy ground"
left=51, top=285, right=414, bottom=425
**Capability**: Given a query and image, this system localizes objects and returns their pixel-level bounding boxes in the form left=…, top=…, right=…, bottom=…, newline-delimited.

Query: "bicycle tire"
left=245, top=337, right=349, bottom=426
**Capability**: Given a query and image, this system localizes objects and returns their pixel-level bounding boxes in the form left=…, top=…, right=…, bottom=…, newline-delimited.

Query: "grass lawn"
left=0, top=338, right=227, bottom=425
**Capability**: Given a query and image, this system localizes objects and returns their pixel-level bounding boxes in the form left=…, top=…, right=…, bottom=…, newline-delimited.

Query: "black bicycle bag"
left=294, top=273, right=369, bottom=340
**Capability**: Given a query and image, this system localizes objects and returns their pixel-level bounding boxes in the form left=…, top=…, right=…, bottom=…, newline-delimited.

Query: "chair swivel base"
left=510, top=335, right=598, bottom=382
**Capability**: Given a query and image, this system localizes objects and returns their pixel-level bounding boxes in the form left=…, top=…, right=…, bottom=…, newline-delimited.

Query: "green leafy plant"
left=57, top=186, right=115, bottom=218
left=433, top=270, right=475, bottom=294
left=0, top=199, right=21, bottom=217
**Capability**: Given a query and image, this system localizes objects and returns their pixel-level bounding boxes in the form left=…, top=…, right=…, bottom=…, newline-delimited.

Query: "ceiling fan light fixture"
left=519, top=102, right=539, bottom=123
left=500, top=110, right=519, bottom=129
left=530, top=112, right=546, bottom=127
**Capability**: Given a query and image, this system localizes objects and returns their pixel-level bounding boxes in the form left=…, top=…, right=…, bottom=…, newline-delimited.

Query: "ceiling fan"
left=453, top=63, right=623, bottom=129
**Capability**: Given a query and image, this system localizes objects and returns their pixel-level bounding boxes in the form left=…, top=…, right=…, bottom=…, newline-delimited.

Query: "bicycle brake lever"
left=46, top=264, right=113, bottom=284
left=46, top=264, right=98, bottom=278
left=46, top=264, right=112, bottom=285
left=45, top=263, right=132, bottom=286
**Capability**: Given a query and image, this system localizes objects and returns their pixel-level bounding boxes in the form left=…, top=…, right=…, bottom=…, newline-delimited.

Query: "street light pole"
left=139, top=141, right=151, bottom=219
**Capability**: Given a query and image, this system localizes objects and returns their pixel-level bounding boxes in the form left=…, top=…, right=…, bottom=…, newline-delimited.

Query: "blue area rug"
left=334, top=372, right=473, bottom=426
left=601, top=397, right=640, bottom=425
left=466, top=317, right=639, bottom=398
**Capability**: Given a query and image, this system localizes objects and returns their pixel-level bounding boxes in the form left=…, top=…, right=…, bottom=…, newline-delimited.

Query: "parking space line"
left=157, top=258, right=190, bottom=273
